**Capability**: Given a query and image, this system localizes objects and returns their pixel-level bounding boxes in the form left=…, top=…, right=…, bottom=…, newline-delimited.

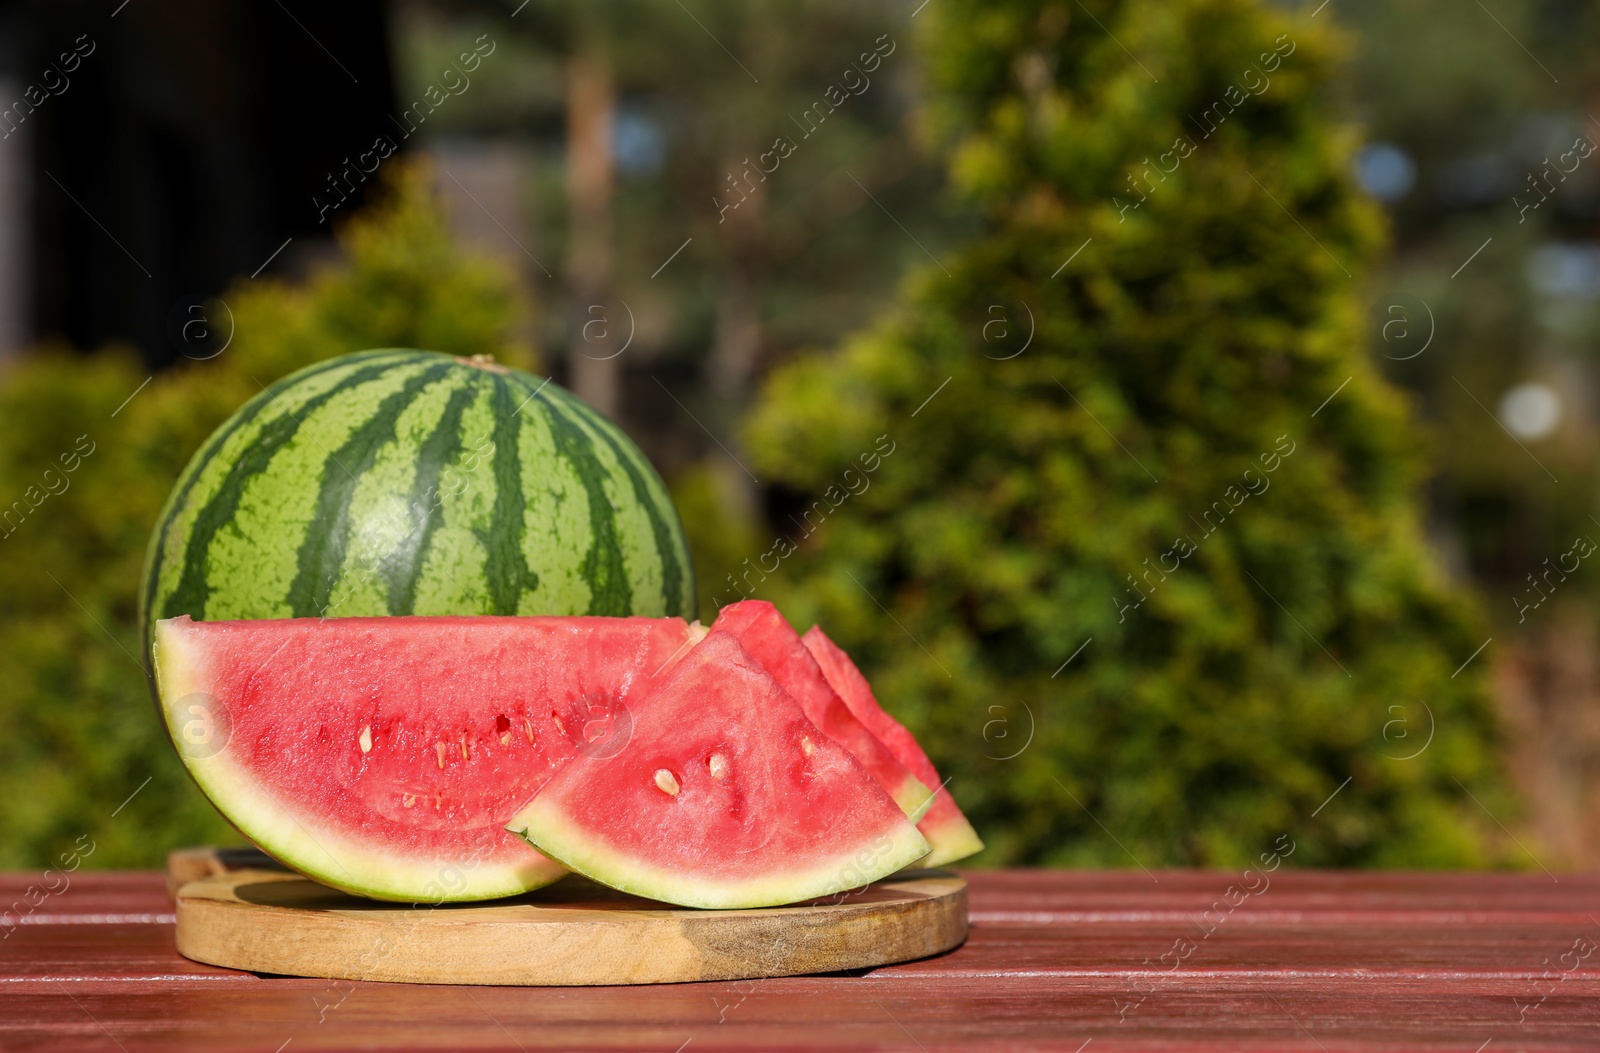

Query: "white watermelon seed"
left=436, top=742, right=447, bottom=769
left=500, top=732, right=512, bottom=746
left=654, top=769, right=681, bottom=796
left=708, top=753, right=728, bottom=779
left=358, top=725, right=372, bottom=754
left=801, top=736, right=815, bottom=756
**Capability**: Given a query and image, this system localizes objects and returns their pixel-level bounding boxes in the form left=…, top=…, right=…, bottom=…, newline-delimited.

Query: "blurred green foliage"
left=0, top=161, right=530, bottom=868
left=689, top=0, right=1517, bottom=868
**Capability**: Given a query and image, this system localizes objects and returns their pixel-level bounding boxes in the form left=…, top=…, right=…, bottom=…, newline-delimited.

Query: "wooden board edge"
left=165, top=846, right=285, bottom=899
left=174, top=871, right=967, bottom=986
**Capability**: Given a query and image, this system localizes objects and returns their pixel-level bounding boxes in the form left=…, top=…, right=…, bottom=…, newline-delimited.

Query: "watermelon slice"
left=709, top=601, right=935, bottom=822
left=154, top=614, right=700, bottom=902
left=804, top=627, right=984, bottom=867
left=507, top=630, right=929, bottom=908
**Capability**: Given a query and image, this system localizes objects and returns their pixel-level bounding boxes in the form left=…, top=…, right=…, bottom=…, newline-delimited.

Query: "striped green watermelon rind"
left=508, top=630, right=929, bottom=909
left=803, top=626, right=983, bottom=868
left=139, top=350, right=695, bottom=673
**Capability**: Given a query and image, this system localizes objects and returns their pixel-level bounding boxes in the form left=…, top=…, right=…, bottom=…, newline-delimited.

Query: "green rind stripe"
left=321, top=369, right=467, bottom=617
left=511, top=384, right=591, bottom=615
left=483, top=376, right=536, bottom=615
left=139, top=352, right=408, bottom=651
left=158, top=354, right=420, bottom=626
left=203, top=360, right=445, bottom=621
left=553, top=386, right=691, bottom=617
left=286, top=361, right=456, bottom=617
left=546, top=395, right=659, bottom=618
left=592, top=395, right=693, bottom=615
left=147, top=351, right=695, bottom=638
left=386, top=377, right=477, bottom=615
left=551, top=389, right=671, bottom=616
left=523, top=378, right=631, bottom=616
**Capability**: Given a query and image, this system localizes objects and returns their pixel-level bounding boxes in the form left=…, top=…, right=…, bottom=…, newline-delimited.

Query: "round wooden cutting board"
left=168, top=848, right=967, bottom=986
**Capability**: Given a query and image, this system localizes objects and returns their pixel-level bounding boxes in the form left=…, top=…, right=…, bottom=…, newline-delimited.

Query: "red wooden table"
left=4, top=869, right=1598, bottom=1051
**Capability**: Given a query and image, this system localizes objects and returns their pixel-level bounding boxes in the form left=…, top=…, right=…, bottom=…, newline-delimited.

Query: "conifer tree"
left=740, top=0, right=1512, bottom=866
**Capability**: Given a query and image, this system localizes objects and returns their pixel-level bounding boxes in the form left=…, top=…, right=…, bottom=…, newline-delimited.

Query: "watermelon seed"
left=459, top=735, right=470, bottom=760
left=436, top=742, right=448, bottom=769
left=708, top=753, right=728, bottom=780
left=654, top=769, right=681, bottom=796
left=358, top=725, right=372, bottom=754
left=500, top=732, right=512, bottom=746
left=801, top=736, right=816, bottom=757
left=523, top=717, right=536, bottom=743
left=552, top=712, right=567, bottom=736
left=403, top=794, right=415, bottom=808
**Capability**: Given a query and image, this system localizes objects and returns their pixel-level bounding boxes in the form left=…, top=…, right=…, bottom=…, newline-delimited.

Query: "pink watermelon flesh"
left=154, top=614, right=699, bottom=902
left=507, top=630, right=929, bottom=908
left=803, top=626, right=984, bottom=867
left=709, top=600, right=934, bottom=822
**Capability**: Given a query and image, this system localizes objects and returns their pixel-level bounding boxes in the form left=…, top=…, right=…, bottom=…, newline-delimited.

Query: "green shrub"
left=726, top=0, right=1514, bottom=867
left=0, top=161, right=531, bottom=867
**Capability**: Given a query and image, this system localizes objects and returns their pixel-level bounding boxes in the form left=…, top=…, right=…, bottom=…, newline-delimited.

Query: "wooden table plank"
left=5, top=978, right=1599, bottom=1052
left=964, top=869, right=1600, bottom=921
left=12, top=909, right=1597, bottom=986
left=4, top=871, right=1599, bottom=1051
left=1, top=871, right=177, bottom=927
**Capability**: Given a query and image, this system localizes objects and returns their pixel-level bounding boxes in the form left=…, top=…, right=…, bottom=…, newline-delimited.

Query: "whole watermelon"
left=140, top=350, right=695, bottom=663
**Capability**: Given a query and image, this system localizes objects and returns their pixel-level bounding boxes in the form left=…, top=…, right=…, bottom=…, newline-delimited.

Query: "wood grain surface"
left=4, top=868, right=1599, bottom=1051
left=171, top=856, right=968, bottom=985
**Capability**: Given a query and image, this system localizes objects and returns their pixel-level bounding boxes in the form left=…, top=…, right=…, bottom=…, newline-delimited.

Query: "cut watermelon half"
left=507, top=630, right=929, bottom=908
left=709, top=600, right=935, bottom=823
left=154, top=614, right=701, bottom=901
left=804, top=627, right=984, bottom=867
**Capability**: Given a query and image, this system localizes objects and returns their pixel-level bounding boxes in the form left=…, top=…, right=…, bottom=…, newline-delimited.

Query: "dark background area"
left=4, top=0, right=398, bottom=365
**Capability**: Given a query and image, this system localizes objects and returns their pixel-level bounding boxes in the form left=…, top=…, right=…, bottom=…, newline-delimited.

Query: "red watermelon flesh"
left=709, top=600, right=934, bottom=822
left=154, top=614, right=700, bottom=902
left=803, top=626, right=984, bottom=867
left=507, top=630, right=929, bottom=908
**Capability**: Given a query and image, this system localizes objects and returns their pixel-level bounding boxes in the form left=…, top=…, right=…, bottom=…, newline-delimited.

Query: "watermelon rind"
left=912, top=798, right=983, bottom=867
left=895, top=776, right=938, bottom=824
left=506, top=803, right=928, bottom=911
left=139, top=349, right=695, bottom=675
left=909, top=801, right=983, bottom=868
left=154, top=618, right=568, bottom=902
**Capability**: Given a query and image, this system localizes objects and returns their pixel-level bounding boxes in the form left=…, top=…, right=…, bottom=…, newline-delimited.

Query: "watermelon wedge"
left=804, top=627, right=984, bottom=867
left=709, top=601, right=935, bottom=823
left=507, top=630, right=929, bottom=908
left=154, top=614, right=700, bottom=901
